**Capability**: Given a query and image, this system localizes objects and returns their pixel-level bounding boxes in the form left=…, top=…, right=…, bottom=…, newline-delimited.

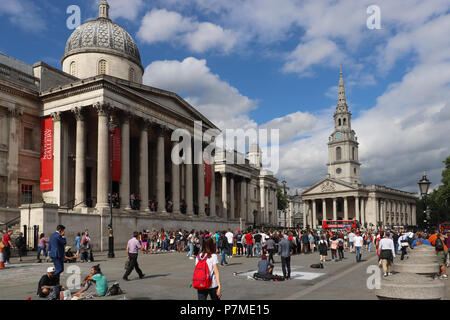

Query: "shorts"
left=150, top=241, right=158, bottom=247
left=142, top=242, right=148, bottom=247
left=436, top=250, right=448, bottom=266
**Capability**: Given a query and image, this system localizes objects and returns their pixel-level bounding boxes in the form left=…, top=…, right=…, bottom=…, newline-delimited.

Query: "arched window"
left=129, top=67, right=135, bottom=82
left=336, top=147, right=341, bottom=161
left=343, top=118, right=346, bottom=125
left=352, top=147, right=355, bottom=160
left=338, top=119, right=341, bottom=126
left=70, top=61, right=76, bottom=77
left=98, top=60, right=107, bottom=75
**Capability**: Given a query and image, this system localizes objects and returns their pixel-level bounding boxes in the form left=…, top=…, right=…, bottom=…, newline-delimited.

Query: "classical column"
left=333, top=198, right=337, bottom=221
left=246, top=179, right=252, bottom=223
left=7, top=107, right=22, bottom=206
left=119, top=113, right=131, bottom=210
left=171, top=139, right=181, bottom=215
left=375, top=198, right=380, bottom=227
left=361, top=198, right=366, bottom=226
left=411, top=202, right=417, bottom=225
left=139, top=120, right=150, bottom=211
left=185, top=160, right=194, bottom=216
left=381, top=199, right=386, bottom=228
left=230, top=174, right=235, bottom=220
left=197, top=146, right=205, bottom=217
left=221, top=173, right=227, bottom=219
left=303, top=201, right=307, bottom=228
left=48, top=111, right=60, bottom=206
left=209, top=163, right=216, bottom=217
left=312, top=200, right=317, bottom=228
left=156, top=126, right=167, bottom=214
left=95, top=103, right=109, bottom=209
left=344, top=197, right=348, bottom=220
left=322, top=199, right=327, bottom=222
left=73, top=107, right=86, bottom=208
left=240, top=179, right=246, bottom=222
left=355, top=196, right=360, bottom=222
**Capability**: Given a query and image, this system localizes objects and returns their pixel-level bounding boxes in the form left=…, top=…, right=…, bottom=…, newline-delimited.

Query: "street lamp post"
left=417, top=172, right=431, bottom=233
left=108, top=116, right=116, bottom=258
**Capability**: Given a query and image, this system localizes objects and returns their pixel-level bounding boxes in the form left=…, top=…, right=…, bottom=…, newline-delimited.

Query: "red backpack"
left=192, top=254, right=212, bottom=290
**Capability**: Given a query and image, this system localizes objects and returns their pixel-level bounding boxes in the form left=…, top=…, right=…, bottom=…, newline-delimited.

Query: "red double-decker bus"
left=322, top=220, right=357, bottom=231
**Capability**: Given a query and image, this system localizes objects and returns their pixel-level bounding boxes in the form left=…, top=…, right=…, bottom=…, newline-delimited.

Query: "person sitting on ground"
left=257, top=254, right=274, bottom=277
left=64, top=246, right=77, bottom=263
left=37, top=267, right=61, bottom=298
left=73, top=264, right=108, bottom=298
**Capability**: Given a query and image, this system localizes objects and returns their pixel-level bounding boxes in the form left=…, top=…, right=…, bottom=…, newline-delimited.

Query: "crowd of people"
left=2, top=224, right=449, bottom=300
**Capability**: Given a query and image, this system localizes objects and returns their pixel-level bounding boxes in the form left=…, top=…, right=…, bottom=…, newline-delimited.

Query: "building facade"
left=301, top=68, right=417, bottom=230
left=0, top=1, right=278, bottom=249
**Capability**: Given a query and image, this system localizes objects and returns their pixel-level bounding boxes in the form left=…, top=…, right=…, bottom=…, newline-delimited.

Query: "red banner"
left=204, top=160, right=212, bottom=197
left=109, top=127, right=121, bottom=182
left=40, top=118, right=53, bottom=191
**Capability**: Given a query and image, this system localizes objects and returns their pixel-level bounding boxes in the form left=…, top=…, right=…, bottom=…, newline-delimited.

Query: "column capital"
left=8, top=106, right=24, bottom=118
left=72, top=107, right=85, bottom=121
left=51, top=111, right=62, bottom=122
left=138, top=118, right=152, bottom=131
left=155, top=124, right=169, bottom=137
left=94, top=102, right=111, bottom=116
left=119, top=111, right=132, bottom=124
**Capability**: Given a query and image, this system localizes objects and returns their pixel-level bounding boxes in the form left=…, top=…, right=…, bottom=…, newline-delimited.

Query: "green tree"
left=277, top=186, right=289, bottom=211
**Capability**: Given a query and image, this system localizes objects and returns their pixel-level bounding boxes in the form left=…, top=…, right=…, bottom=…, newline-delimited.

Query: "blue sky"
left=1, top=0, right=449, bottom=193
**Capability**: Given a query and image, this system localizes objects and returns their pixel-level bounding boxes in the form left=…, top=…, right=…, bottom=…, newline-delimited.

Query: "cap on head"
left=47, top=267, right=55, bottom=273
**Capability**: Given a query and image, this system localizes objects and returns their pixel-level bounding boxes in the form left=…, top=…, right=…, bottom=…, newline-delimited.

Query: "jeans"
left=197, top=287, right=220, bottom=300
left=338, top=247, right=344, bottom=260
left=355, top=246, right=362, bottom=262
left=237, top=243, right=243, bottom=256
left=400, top=246, right=407, bottom=260
left=368, top=242, right=373, bottom=252
left=188, top=243, right=194, bottom=258
left=281, top=256, right=291, bottom=278
left=37, top=246, right=47, bottom=260
left=246, top=244, right=253, bottom=257
left=220, top=248, right=228, bottom=265
left=227, top=243, right=233, bottom=256
left=255, top=243, right=262, bottom=257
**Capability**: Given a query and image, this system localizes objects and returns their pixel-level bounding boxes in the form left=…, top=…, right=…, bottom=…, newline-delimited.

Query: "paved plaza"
left=0, top=248, right=448, bottom=300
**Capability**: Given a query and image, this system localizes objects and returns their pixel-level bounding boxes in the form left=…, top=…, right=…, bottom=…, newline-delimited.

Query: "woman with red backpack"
left=193, top=236, right=222, bottom=300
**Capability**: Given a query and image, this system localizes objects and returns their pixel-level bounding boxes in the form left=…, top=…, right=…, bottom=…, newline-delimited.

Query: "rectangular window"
left=23, top=127, right=33, bottom=150
left=21, top=184, right=33, bottom=204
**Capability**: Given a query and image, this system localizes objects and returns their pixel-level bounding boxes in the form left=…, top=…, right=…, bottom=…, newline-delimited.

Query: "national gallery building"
left=0, top=1, right=278, bottom=249
left=301, top=69, right=417, bottom=231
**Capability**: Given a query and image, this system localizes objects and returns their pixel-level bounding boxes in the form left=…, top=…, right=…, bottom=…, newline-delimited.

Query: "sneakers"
left=388, top=272, right=392, bottom=276
left=189, top=257, right=194, bottom=260
left=439, top=274, right=448, bottom=279
left=383, top=273, right=388, bottom=277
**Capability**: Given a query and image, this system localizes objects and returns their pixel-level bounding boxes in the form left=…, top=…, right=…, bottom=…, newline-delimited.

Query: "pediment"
left=302, top=178, right=357, bottom=196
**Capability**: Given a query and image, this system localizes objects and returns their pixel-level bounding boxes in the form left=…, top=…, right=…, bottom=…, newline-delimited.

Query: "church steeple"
left=99, top=0, right=110, bottom=19
left=337, top=65, right=347, bottom=109
left=328, top=66, right=361, bottom=185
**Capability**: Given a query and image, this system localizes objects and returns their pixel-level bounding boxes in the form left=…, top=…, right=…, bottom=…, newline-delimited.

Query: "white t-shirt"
left=225, top=232, right=234, bottom=244
left=348, top=232, right=356, bottom=242
left=195, top=253, right=219, bottom=289
left=354, top=235, right=363, bottom=247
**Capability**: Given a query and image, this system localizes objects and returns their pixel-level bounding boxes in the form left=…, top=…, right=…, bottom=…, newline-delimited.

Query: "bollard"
left=375, top=273, right=444, bottom=300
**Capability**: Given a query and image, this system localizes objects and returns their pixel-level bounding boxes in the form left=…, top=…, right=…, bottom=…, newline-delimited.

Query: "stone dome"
left=63, top=18, right=142, bottom=69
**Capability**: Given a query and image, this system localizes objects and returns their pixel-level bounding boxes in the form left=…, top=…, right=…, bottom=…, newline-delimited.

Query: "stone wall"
left=20, top=204, right=241, bottom=252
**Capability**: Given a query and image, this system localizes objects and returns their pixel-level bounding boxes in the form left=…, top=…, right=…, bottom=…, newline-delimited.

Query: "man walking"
left=123, top=231, right=145, bottom=281
left=254, top=231, right=263, bottom=257
left=278, top=233, right=292, bottom=280
left=354, top=231, right=363, bottom=263
left=225, top=229, right=234, bottom=258
left=245, top=231, right=254, bottom=258
left=48, top=225, right=67, bottom=283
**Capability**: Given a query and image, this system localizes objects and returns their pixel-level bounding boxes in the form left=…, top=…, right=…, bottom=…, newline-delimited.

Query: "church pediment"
left=302, top=178, right=357, bottom=196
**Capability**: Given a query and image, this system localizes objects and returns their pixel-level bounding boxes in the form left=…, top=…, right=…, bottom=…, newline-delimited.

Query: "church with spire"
left=301, top=68, right=416, bottom=231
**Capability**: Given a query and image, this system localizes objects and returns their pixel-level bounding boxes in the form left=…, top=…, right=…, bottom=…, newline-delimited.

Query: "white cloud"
left=143, top=57, right=257, bottom=130
left=283, top=38, right=345, bottom=76
left=0, top=0, right=45, bottom=32
left=137, top=9, right=237, bottom=53
left=260, top=111, right=318, bottom=143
